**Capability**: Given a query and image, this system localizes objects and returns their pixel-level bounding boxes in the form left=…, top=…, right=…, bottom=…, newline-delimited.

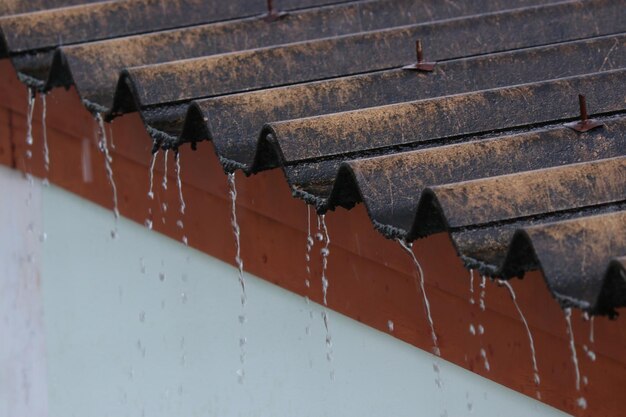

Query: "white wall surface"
left=0, top=165, right=569, bottom=417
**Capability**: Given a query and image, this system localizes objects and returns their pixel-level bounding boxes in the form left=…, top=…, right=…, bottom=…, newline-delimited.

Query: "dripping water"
left=95, top=113, right=119, bottom=238
left=319, top=214, right=330, bottom=306
left=148, top=151, right=158, bottom=200
left=497, top=280, right=541, bottom=398
left=581, top=313, right=596, bottom=362
left=160, top=150, right=169, bottom=224
left=41, top=94, right=50, bottom=179
left=305, top=205, right=314, bottom=282
left=304, top=205, right=315, bottom=336
left=398, top=239, right=439, bottom=356
left=478, top=275, right=490, bottom=371
left=322, top=310, right=334, bottom=380
left=26, top=88, right=35, bottom=147
left=145, top=151, right=158, bottom=230
left=318, top=214, right=334, bottom=380
left=564, top=308, right=586, bottom=409
left=469, top=269, right=475, bottom=305
left=478, top=275, right=487, bottom=312
left=480, top=348, right=490, bottom=371
left=175, top=151, right=188, bottom=245
left=162, top=150, right=169, bottom=190
left=24, top=89, right=36, bottom=208
left=228, top=173, right=247, bottom=383
left=175, top=152, right=186, bottom=215
left=228, top=173, right=246, bottom=306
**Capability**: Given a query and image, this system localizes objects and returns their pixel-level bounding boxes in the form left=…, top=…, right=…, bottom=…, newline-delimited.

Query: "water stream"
left=26, top=88, right=35, bottom=147
left=24, top=89, right=36, bottom=208
left=40, top=94, right=50, bottom=177
left=497, top=279, right=541, bottom=399
left=564, top=308, right=587, bottom=409
left=95, top=113, right=119, bottom=239
left=317, top=214, right=334, bottom=380
left=174, top=151, right=188, bottom=246
left=469, top=269, right=475, bottom=305
left=398, top=239, right=440, bottom=356
left=319, top=214, right=330, bottom=306
left=228, top=173, right=247, bottom=383
left=304, top=205, right=315, bottom=336
left=144, top=151, right=159, bottom=230
left=469, top=270, right=491, bottom=372
left=162, top=150, right=169, bottom=191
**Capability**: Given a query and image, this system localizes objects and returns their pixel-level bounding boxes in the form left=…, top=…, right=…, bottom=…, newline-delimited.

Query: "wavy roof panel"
left=1, top=0, right=624, bottom=315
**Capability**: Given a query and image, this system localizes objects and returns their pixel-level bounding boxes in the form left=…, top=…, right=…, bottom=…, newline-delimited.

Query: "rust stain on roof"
left=1, top=0, right=625, bottom=315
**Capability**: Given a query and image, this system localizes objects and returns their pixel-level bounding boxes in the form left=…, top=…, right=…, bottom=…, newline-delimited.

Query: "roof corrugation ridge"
left=0, top=0, right=625, bottom=317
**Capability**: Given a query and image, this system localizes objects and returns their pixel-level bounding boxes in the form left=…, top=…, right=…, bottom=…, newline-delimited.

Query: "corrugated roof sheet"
left=1, top=0, right=625, bottom=315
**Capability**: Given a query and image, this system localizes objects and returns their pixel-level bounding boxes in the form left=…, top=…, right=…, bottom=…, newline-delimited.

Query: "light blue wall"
left=1, top=166, right=569, bottom=417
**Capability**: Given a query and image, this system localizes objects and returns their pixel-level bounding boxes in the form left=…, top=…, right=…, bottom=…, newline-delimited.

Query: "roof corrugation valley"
left=1, top=0, right=625, bottom=316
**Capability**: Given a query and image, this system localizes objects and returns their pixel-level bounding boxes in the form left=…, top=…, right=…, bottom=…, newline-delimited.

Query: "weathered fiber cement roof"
left=1, top=0, right=624, bottom=315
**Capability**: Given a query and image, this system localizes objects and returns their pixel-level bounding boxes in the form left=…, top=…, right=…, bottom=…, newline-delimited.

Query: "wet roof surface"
left=1, top=0, right=625, bottom=316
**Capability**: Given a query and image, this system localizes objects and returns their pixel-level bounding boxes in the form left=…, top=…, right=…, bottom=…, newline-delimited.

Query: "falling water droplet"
left=39, top=232, right=47, bottom=242
left=176, top=220, right=184, bottom=229
left=162, top=149, right=169, bottom=190
left=319, top=215, right=330, bottom=306
left=147, top=151, right=158, bottom=200
left=41, top=94, right=50, bottom=174
left=477, top=324, right=484, bottom=335
left=139, top=311, right=146, bottom=323
left=577, top=397, right=588, bottom=410
left=469, top=324, right=476, bottom=336
left=228, top=173, right=246, bottom=306
left=175, top=151, right=186, bottom=215
left=26, top=88, right=35, bottom=146
left=480, top=348, right=490, bottom=371
left=582, top=345, right=596, bottom=362
left=564, top=308, right=582, bottom=391
left=140, top=258, right=146, bottom=274
left=181, top=292, right=187, bottom=304
left=236, top=368, right=245, bottom=384
left=144, top=219, right=153, bottom=229
left=159, top=272, right=166, bottom=282
left=321, top=310, right=334, bottom=380
left=387, top=320, right=394, bottom=332
left=398, top=239, right=439, bottom=356
left=479, top=275, right=487, bottom=312
left=304, top=205, right=315, bottom=335
left=95, top=114, right=119, bottom=237
left=305, top=205, right=314, bottom=272
left=228, top=172, right=247, bottom=383
left=469, top=269, right=475, bottom=305
left=497, top=279, right=541, bottom=393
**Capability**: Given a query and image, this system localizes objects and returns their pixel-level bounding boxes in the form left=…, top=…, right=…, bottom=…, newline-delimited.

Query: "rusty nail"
left=564, top=94, right=603, bottom=133
left=264, top=0, right=287, bottom=22
left=403, top=39, right=436, bottom=72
